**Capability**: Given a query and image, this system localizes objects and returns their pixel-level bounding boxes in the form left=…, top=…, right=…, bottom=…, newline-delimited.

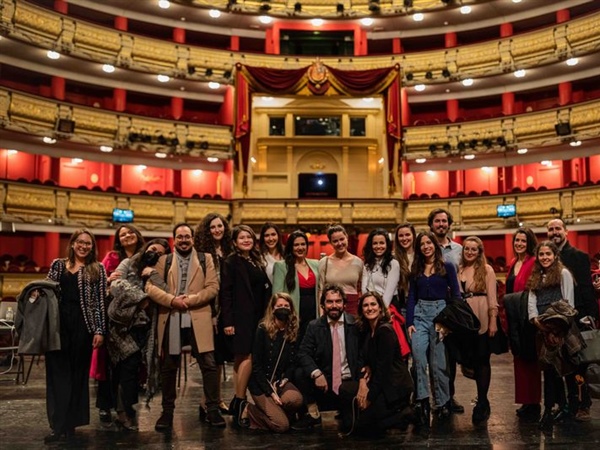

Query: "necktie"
left=331, top=322, right=342, bottom=394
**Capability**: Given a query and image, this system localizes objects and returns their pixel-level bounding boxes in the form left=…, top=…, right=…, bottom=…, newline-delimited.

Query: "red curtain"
left=234, top=63, right=402, bottom=194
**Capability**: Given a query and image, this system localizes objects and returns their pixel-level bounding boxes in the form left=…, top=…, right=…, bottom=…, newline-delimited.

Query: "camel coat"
left=145, top=250, right=219, bottom=355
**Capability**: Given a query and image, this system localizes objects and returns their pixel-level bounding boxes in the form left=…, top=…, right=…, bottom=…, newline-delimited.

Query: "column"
left=45, top=232, right=60, bottom=267
left=558, top=82, right=572, bottom=106
left=219, top=86, right=234, bottom=126
left=53, top=0, right=67, bottom=13
left=400, top=87, right=410, bottom=127
left=556, top=9, right=570, bottom=24
left=392, top=38, right=402, bottom=54
left=32, top=235, right=46, bottom=269
left=114, top=16, right=128, bottom=31
left=504, top=234, right=514, bottom=264
left=499, top=23, right=513, bottom=38
left=51, top=76, right=65, bottom=101
left=173, top=27, right=185, bottom=44
left=173, top=170, right=182, bottom=197
left=445, top=32, right=457, bottom=48
left=171, top=97, right=183, bottom=120
left=113, top=88, right=126, bottom=112
left=562, top=158, right=573, bottom=187
left=448, top=170, right=459, bottom=196
left=230, top=36, right=240, bottom=51
left=447, top=99, right=459, bottom=122
left=502, top=92, right=515, bottom=116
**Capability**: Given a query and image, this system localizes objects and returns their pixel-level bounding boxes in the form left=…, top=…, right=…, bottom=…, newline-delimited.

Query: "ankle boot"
left=539, top=408, right=554, bottom=430
left=415, top=399, right=430, bottom=428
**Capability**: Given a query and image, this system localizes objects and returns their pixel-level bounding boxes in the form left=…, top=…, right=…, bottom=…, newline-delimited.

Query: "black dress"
left=45, top=270, right=93, bottom=434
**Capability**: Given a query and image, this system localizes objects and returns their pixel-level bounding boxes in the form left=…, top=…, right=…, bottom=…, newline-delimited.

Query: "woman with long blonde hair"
left=458, top=236, right=498, bottom=424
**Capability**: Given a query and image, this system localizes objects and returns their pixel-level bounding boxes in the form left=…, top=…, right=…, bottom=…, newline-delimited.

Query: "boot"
left=414, top=398, right=430, bottom=428
left=539, top=408, right=554, bottom=430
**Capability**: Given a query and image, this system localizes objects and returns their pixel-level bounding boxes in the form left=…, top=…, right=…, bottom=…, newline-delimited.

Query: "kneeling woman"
left=240, top=293, right=303, bottom=432
left=346, top=292, right=413, bottom=434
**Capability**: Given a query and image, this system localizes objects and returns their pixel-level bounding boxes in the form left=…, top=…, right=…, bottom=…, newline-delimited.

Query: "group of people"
left=20, top=208, right=599, bottom=442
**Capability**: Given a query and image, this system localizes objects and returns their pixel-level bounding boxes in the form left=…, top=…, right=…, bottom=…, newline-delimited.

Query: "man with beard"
left=145, top=223, right=224, bottom=430
left=292, top=284, right=362, bottom=431
left=547, top=218, right=598, bottom=422
left=427, top=208, right=464, bottom=414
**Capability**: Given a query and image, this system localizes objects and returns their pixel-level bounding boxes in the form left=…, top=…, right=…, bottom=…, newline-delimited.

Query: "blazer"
left=297, top=313, right=362, bottom=387
left=272, top=259, right=319, bottom=316
left=145, top=249, right=219, bottom=355
left=560, top=241, right=599, bottom=320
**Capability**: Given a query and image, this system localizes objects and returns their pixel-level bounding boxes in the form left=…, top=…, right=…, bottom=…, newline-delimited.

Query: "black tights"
left=474, top=333, right=491, bottom=404
left=474, top=361, right=491, bottom=403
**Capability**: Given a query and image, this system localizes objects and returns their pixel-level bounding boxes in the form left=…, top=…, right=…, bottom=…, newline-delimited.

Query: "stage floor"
left=1, top=353, right=599, bottom=449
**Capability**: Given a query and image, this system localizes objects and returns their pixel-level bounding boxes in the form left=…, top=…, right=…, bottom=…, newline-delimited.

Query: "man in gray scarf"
left=145, top=223, right=223, bottom=430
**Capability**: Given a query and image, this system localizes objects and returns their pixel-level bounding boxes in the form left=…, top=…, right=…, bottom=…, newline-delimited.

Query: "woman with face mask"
left=237, top=293, right=303, bottom=432
left=527, top=240, right=575, bottom=430
left=107, top=239, right=171, bottom=431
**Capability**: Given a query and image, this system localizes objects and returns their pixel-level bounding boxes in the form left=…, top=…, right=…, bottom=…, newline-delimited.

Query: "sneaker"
left=449, top=397, right=464, bottom=414
left=575, top=408, right=591, bottom=422
left=206, top=409, right=226, bottom=428
left=154, top=412, right=173, bottom=432
left=290, top=414, right=322, bottom=431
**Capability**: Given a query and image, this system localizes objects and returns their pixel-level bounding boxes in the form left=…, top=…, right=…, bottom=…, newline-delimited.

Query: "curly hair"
left=194, top=213, right=232, bottom=270
left=259, top=222, right=284, bottom=257
left=283, top=230, right=309, bottom=292
left=261, top=293, right=299, bottom=342
left=393, top=222, right=416, bottom=296
left=527, top=241, right=566, bottom=292
left=363, top=228, right=394, bottom=276
left=412, top=231, right=446, bottom=278
left=112, top=224, right=144, bottom=261
left=459, top=236, right=488, bottom=293
left=356, top=291, right=391, bottom=332
left=232, top=224, right=264, bottom=268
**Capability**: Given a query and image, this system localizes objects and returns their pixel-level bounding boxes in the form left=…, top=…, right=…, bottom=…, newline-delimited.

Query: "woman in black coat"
left=345, top=291, right=413, bottom=435
left=220, top=224, right=272, bottom=424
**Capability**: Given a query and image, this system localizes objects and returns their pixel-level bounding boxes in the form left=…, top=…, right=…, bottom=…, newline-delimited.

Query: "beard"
left=176, top=246, right=193, bottom=256
left=326, top=308, right=342, bottom=321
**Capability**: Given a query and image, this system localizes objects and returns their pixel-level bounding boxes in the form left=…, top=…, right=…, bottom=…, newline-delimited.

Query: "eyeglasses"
left=75, top=240, right=93, bottom=247
left=175, top=235, right=192, bottom=241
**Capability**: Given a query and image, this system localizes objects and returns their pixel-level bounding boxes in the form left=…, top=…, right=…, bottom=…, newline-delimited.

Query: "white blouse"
left=361, top=258, right=400, bottom=307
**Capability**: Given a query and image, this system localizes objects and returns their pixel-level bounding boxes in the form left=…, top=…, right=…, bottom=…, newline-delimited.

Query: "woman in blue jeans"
left=406, top=231, right=461, bottom=427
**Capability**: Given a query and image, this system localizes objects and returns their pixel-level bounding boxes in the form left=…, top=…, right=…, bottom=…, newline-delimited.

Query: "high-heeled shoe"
left=472, top=400, right=491, bottom=424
